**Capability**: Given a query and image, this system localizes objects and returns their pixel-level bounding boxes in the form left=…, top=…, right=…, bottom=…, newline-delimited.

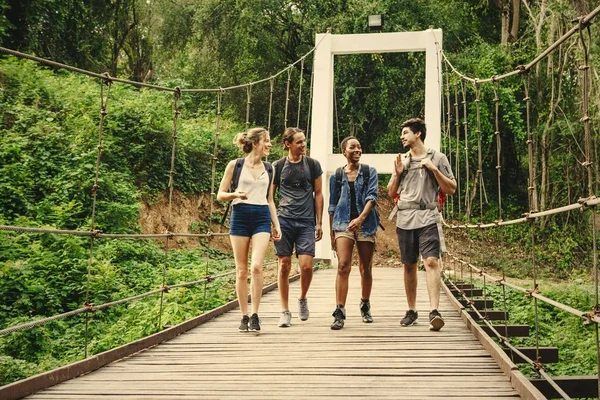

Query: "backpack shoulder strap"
left=263, top=161, right=273, bottom=198
left=360, top=164, right=370, bottom=195
left=273, top=157, right=286, bottom=188
left=335, top=166, right=343, bottom=204
left=306, top=156, right=317, bottom=190
left=231, top=158, right=245, bottom=192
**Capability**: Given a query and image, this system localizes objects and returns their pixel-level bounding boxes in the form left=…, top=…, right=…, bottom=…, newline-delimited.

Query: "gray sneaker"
left=298, top=298, right=309, bottom=321
left=278, top=310, right=292, bottom=327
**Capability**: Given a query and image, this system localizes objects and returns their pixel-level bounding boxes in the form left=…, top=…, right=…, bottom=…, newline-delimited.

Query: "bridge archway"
left=309, top=29, right=443, bottom=260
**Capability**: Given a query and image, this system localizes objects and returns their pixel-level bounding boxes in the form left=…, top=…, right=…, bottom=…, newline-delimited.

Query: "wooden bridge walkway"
left=26, top=267, right=525, bottom=399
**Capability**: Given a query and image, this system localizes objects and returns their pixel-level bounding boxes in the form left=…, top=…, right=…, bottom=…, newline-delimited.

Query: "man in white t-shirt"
left=386, top=118, right=456, bottom=331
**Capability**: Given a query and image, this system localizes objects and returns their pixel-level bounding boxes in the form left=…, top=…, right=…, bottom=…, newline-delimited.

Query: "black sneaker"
left=400, top=310, right=418, bottom=326
left=330, top=305, right=346, bottom=330
left=249, top=313, right=261, bottom=334
left=360, top=299, right=373, bottom=323
left=238, top=315, right=249, bottom=332
left=429, top=309, right=445, bottom=331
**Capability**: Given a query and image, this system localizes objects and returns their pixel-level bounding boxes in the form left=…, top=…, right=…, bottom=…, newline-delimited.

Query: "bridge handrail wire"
left=440, top=4, right=600, bottom=84
left=0, top=32, right=328, bottom=93
left=0, top=259, right=278, bottom=337
left=445, top=196, right=599, bottom=229
left=447, top=253, right=600, bottom=324
left=444, top=271, right=573, bottom=399
left=0, top=225, right=229, bottom=238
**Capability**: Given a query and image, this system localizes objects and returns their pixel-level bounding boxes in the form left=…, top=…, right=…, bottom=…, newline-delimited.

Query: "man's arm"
left=421, top=158, right=456, bottom=195
left=313, top=175, right=324, bottom=241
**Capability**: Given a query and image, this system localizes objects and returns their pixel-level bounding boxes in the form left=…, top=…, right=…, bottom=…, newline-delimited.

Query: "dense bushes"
left=0, top=58, right=245, bottom=385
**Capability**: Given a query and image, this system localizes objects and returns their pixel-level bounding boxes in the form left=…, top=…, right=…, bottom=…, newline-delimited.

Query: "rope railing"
left=0, top=32, right=329, bottom=94
left=445, top=196, right=599, bottom=228
left=0, top=260, right=279, bottom=337
left=447, top=253, right=600, bottom=325
left=444, top=271, right=573, bottom=399
left=0, top=225, right=229, bottom=238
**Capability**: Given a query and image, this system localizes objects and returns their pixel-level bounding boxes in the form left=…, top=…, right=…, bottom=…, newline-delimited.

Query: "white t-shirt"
left=232, top=165, right=270, bottom=206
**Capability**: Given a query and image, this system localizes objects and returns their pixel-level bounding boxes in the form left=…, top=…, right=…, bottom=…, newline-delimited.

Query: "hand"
left=271, top=226, right=281, bottom=242
left=315, top=225, right=323, bottom=242
left=235, top=190, right=248, bottom=200
left=347, top=217, right=363, bottom=232
left=394, top=153, right=404, bottom=176
left=330, top=231, right=336, bottom=251
left=421, top=158, right=436, bottom=172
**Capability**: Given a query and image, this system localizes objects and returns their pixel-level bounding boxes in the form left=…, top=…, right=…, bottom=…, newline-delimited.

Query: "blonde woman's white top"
left=231, top=165, right=270, bottom=206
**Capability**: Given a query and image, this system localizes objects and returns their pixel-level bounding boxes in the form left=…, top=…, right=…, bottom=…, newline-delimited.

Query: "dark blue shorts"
left=274, top=217, right=315, bottom=257
left=230, top=203, right=271, bottom=237
left=396, top=223, right=440, bottom=265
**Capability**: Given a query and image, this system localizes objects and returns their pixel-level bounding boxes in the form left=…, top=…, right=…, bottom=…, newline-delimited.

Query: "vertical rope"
left=445, top=72, right=453, bottom=219
left=245, top=85, right=252, bottom=133
left=578, top=23, right=594, bottom=198
left=204, top=89, right=223, bottom=313
left=454, top=83, right=461, bottom=217
left=84, top=76, right=112, bottom=358
left=284, top=67, right=292, bottom=129
left=305, top=58, right=315, bottom=147
left=158, top=87, right=181, bottom=331
left=493, top=80, right=502, bottom=222
left=333, top=81, right=340, bottom=150
left=474, top=81, right=484, bottom=219
left=523, top=72, right=539, bottom=212
left=267, top=79, right=274, bottom=134
left=296, top=59, right=305, bottom=128
left=440, top=69, right=448, bottom=220
left=461, top=81, right=470, bottom=219
left=579, top=21, right=600, bottom=398
left=592, top=205, right=599, bottom=399
left=531, top=221, right=541, bottom=367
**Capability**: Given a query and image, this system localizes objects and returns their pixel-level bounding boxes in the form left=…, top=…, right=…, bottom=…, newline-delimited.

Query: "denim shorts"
left=334, top=228, right=376, bottom=243
left=396, top=223, right=440, bottom=265
left=230, top=203, right=271, bottom=237
left=274, top=217, right=315, bottom=257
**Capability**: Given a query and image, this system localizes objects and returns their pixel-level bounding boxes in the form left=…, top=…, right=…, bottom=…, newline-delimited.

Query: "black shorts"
left=396, top=223, right=440, bottom=265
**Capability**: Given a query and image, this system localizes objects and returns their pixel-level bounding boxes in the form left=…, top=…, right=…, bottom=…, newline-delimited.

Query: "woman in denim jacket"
left=328, top=136, right=380, bottom=330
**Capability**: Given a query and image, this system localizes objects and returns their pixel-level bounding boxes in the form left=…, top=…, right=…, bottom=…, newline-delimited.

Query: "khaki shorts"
left=334, top=228, right=376, bottom=243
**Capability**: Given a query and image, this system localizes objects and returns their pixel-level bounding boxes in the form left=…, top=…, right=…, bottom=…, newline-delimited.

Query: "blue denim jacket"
left=328, top=164, right=380, bottom=237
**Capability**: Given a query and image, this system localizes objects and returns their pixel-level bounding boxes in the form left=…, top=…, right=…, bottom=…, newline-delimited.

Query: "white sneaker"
left=298, top=298, right=309, bottom=321
left=278, top=310, right=292, bottom=327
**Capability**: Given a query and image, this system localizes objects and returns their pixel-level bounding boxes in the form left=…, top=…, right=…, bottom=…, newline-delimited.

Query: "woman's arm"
left=347, top=167, right=378, bottom=232
left=267, top=167, right=281, bottom=241
left=216, top=160, right=247, bottom=202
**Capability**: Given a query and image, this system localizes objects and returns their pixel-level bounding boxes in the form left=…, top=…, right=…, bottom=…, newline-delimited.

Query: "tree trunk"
left=510, top=0, right=520, bottom=42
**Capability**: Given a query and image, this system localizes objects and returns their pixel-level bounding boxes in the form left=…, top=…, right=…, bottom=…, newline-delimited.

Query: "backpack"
left=220, top=158, right=273, bottom=225
left=389, top=149, right=442, bottom=220
left=333, top=164, right=384, bottom=230
left=273, top=156, right=318, bottom=190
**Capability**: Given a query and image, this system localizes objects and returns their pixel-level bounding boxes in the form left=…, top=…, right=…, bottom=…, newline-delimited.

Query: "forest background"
left=0, top=0, right=599, bottom=386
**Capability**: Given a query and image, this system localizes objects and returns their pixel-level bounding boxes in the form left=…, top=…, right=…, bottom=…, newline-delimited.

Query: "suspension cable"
left=84, top=77, right=112, bottom=358
left=245, top=85, right=252, bottom=133
left=454, top=83, right=461, bottom=217
left=158, top=87, right=182, bottom=331
left=493, top=80, right=502, bottom=222
left=296, top=59, right=305, bottom=128
left=267, top=78, right=275, bottom=133
left=284, top=67, right=292, bottom=129
left=461, top=81, right=471, bottom=219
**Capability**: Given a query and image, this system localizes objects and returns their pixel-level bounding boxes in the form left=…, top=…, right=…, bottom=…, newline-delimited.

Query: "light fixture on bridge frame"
left=368, top=14, right=384, bottom=32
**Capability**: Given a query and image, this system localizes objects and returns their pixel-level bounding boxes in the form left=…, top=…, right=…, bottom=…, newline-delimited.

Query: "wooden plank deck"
left=26, top=267, right=521, bottom=399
